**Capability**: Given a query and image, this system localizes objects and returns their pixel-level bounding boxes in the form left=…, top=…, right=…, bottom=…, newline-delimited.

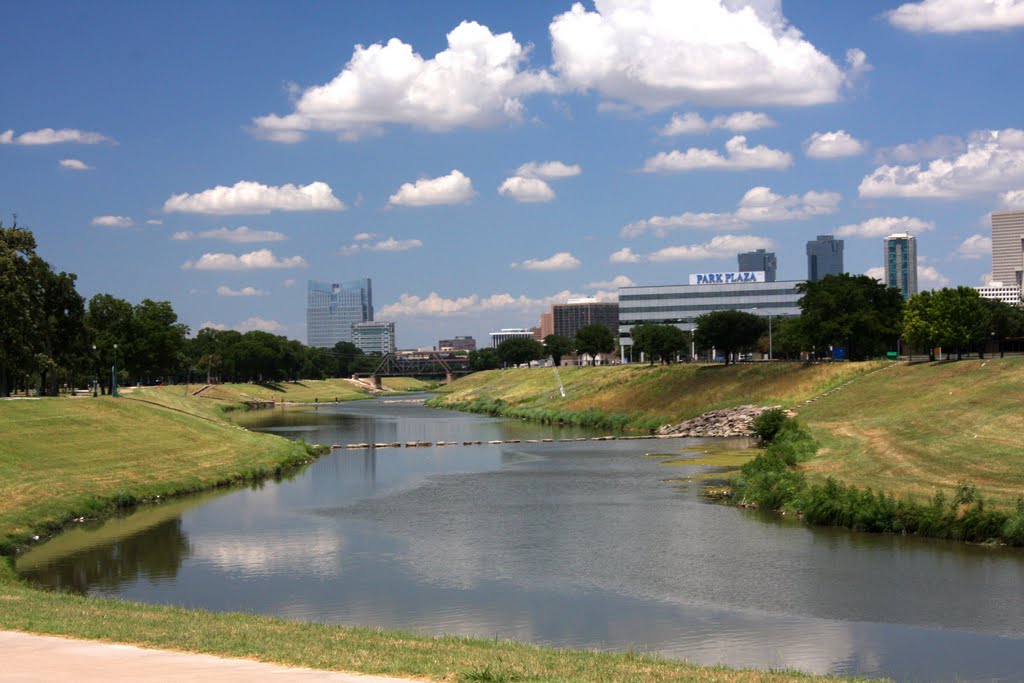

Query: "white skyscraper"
left=991, top=210, right=1024, bottom=288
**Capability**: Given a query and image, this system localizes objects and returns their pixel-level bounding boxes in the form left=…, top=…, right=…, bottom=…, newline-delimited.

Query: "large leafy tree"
left=902, top=291, right=938, bottom=360
left=86, top=294, right=134, bottom=393
left=630, top=323, right=690, bottom=364
left=0, top=221, right=39, bottom=395
left=797, top=274, right=904, bottom=360
left=468, top=347, right=500, bottom=372
left=574, top=324, right=616, bottom=365
left=497, top=337, right=545, bottom=368
left=132, top=299, right=189, bottom=381
left=768, top=316, right=806, bottom=360
left=543, top=334, right=575, bottom=367
left=983, top=298, right=1024, bottom=357
left=33, top=265, right=87, bottom=394
left=931, top=287, right=991, bottom=360
left=693, top=310, right=765, bottom=364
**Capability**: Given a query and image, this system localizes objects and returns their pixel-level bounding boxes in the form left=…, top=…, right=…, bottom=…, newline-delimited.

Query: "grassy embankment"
left=194, top=376, right=435, bottom=404
left=0, top=389, right=873, bottom=682
left=437, top=358, right=1024, bottom=535
left=430, top=362, right=882, bottom=431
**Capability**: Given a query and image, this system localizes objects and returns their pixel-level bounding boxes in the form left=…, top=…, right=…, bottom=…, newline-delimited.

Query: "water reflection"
left=17, top=399, right=1024, bottom=682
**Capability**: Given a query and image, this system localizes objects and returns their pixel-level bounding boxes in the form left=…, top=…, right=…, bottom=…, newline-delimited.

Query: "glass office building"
left=737, top=249, right=777, bottom=282
left=352, top=321, right=395, bottom=355
left=806, top=235, right=844, bottom=282
left=306, top=278, right=373, bottom=348
left=552, top=299, right=619, bottom=339
left=883, top=234, right=917, bottom=300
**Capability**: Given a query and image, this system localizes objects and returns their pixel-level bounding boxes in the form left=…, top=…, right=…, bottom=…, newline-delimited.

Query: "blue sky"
left=4, top=0, right=1024, bottom=348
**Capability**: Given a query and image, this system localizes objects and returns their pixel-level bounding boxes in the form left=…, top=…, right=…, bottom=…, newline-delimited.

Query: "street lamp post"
left=92, top=344, right=98, bottom=397
left=111, top=343, right=119, bottom=398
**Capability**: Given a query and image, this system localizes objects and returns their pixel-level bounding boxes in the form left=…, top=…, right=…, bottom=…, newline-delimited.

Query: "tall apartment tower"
left=306, top=278, right=373, bottom=348
left=883, top=234, right=917, bottom=300
left=737, top=249, right=777, bottom=282
left=806, top=235, right=844, bottom=282
left=991, top=210, right=1024, bottom=288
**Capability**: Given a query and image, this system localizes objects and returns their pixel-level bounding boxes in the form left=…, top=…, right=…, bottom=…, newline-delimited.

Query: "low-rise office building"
left=489, top=328, right=537, bottom=348
left=438, top=336, right=476, bottom=352
left=975, top=281, right=1022, bottom=306
left=552, top=298, right=619, bottom=339
left=618, top=272, right=803, bottom=359
left=352, top=321, right=396, bottom=355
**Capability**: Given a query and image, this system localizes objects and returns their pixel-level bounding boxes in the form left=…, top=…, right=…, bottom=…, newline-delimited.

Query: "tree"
left=574, top=324, right=616, bottom=365
left=630, top=323, right=689, bottom=364
left=693, top=310, right=766, bottom=364
left=983, top=298, right=1024, bottom=358
left=797, top=274, right=904, bottom=360
left=467, top=347, right=500, bottom=372
left=86, top=294, right=134, bottom=393
left=902, top=291, right=938, bottom=360
left=132, top=299, right=189, bottom=381
left=0, top=220, right=39, bottom=396
left=543, top=335, right=575, bottom=366
left=930, top=287, right=990, bottom=360
left=768, top=316, right=805, bottom=360
left=497, top=337, right=545, bottom=368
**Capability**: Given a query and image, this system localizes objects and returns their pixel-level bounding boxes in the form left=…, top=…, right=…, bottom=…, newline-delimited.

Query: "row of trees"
left=468, top=324, right=620, bottom=370
left=1, top=221, right=388, bottom=396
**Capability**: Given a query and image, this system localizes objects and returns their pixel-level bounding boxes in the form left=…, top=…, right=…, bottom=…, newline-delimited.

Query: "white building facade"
left=352, top=321, right=396, bottom=355
left=975, top=281, right=1022, bottom=306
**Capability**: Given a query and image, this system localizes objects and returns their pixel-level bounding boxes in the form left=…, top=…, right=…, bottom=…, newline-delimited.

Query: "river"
left=16, top=397, right=1024, bottom=681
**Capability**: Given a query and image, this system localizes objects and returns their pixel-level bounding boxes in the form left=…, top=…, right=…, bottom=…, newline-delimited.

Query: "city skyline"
left=4, top=1, right=1023, bottom=347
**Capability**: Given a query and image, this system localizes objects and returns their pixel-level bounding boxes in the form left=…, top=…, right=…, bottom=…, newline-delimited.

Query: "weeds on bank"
left=732, top=416, right=1024, bottom=546
left=426, top=396, right=666, bottom=432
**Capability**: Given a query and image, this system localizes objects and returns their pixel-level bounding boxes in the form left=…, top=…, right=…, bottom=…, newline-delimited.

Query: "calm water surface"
left=18, top=397, right=1024, bottom=681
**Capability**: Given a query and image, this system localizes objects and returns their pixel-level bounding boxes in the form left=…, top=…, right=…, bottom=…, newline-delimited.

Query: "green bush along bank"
left=731, top=417, right=1024, bottom=546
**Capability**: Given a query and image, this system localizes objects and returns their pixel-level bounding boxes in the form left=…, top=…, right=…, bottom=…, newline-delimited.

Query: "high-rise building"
left=352, top=321, right=395, bottom=355
left=552, top=298, right=619, bottom=340
left=806, top=235, right=844, bottom=282
left=883, top=234, right=917, bottom=300
left=991, top=210, right=1024, bottom=288
left=306, top=278, right=373, bottom=348
left=738, top=249, right=777, bottom=282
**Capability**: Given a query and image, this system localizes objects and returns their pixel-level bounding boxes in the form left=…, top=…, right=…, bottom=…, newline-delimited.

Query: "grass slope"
left=434, top=363, right=884, bottom=430
left=798, top=357, right=1024, bottom=508
left=194, top=376, right=434, bottom=404
left=0, top=389, right=316, bottom=552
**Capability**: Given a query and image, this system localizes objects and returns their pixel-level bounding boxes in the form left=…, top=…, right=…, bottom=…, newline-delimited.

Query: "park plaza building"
left=617, top=271, right=803, bottom=360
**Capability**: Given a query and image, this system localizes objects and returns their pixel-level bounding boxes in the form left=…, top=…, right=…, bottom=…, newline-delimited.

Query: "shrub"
left=752, top=407, right=788, bottom=444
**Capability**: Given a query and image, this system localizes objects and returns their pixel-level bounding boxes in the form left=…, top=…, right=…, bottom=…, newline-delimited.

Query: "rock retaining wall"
left=656, top=405, right=794, bottom=438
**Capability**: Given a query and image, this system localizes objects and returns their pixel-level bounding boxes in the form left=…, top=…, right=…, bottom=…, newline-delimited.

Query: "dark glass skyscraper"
left=806, top=235, right=844, bottom=282
left=737, top=249, right=777, bottom=282
left=883, top=234, right=917, bottom=300
left=306, top=278, right=373, bottom=348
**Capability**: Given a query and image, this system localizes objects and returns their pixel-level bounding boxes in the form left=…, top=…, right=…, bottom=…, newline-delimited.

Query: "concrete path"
left=0, top=631, right=423, bottom=683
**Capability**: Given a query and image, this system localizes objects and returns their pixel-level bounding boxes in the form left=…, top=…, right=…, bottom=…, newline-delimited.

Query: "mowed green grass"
left=436, top=362, right=884, bottom=424
left=798, top=357, right=1024, bottom=508
left=0, top=390, right=312, bottom=550
left=194, top=376, right=435, bottom=404
left=0, top=561, right=871, bottom=683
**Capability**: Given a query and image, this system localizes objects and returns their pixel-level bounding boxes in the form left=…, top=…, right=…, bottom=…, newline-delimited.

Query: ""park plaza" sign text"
left=689, top=271, right=766, bottom=285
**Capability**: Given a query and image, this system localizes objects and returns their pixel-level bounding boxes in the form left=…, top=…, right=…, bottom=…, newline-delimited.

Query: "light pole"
left=92, top=344, right=98, bottom=397
left=111, top=343, right=119, bottom=398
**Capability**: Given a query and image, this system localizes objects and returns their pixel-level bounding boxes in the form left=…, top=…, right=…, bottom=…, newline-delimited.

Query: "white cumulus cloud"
left=353, top=232, right=376, bottom=241
left=888, top=0, right=1024, bottom=33
left=864, top=266, right=885, bottom=281
left=0, top=128, right=113, bottom=145
left=919, top=264, right=951, bottom=289
left=252, top=21, right=554, bottom=142
left=388, top=170, right=475, bottom=206
left=91, top=215, right=134, bottom=228
left=59, top=158, right=92, bottom=171
left=550, top=0, right=856, bottom=110
left=734, top=186, right=841, bottom=221
left=621, top=185, right=839, bottom=237
left=835, top=216, right=935, bottom=239
left=585, top=275, right=636, bottom=289
left=146, top=219, right=163, bottom=225
left=182, top=249, right=307, bottom=270
left=340, top=237, right=423, bottom=255
left=859, top=128, right=1024, bottom=199
left=172, top=226, right=287, bottom=243
left=614, top=235, right=775, bottom=263
left=956, top=234, right=992, bottom=259
left=876, top=135, right=966, bottom=163
left=659, top=111, right=776, bottom=136
left=1001, top=189, right=1024, bottom=208
left=805, top=130, right=866, bottom=159
left=498, top=176, right=556, bottom=202
left=643, top=135, right=792, bottom=172
left=610, top=247, right=642, bottom=264
left=164, top=180, right=345, bottom=214
left=217, top=286, right=268, bottom=297
left=378, top=288, right=616, bottom=319
left=621, top=211, right=748, bottom=239
left=513, top=161, right=582, bottom=179
left=511, top=251, right=581, bottom=271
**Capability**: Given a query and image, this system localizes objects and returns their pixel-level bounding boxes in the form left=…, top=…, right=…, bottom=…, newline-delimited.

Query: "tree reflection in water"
left=24, top=517, right=191, bottom=594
